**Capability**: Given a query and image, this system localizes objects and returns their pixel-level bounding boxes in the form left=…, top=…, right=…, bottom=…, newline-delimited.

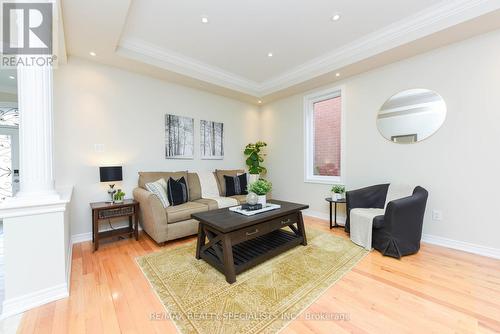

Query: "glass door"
left=0, top=106, right=19, bottom=201
left=0, top=134, right=12, bottom=201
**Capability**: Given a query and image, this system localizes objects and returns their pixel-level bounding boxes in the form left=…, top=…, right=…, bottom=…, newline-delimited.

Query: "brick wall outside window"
left=313, top=96, right=341, bottom=176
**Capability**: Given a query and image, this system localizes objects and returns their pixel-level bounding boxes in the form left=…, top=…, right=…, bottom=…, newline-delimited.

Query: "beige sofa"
left=133, top=169, right=247, bottom=244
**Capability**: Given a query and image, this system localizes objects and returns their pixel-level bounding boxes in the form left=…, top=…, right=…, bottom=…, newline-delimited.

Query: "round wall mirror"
left=377, top=89, right=446, bottom=144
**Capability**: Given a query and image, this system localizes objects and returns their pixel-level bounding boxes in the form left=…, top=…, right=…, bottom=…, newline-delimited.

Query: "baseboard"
left=303, top=211, right=500, bottom=260
left=303, top=209, right=346, bottom=226
left=71, top=232, right=92, bottom=244
left=71, top=224, right=143, bottom=245
left=422, top=234, right=500, bottom=260
left=1, top=283, right=69, bottom=319
left=1, top=217, right=143, bottom=318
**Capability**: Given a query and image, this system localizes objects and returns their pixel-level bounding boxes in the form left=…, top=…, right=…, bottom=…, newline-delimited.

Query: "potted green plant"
left=331, top=185, right=345, bottom=200
left=247, top=179, right=272, bottom=206
left=244, top=141, right=267, bottom=184
left=113, top=189, right=126, bottom=203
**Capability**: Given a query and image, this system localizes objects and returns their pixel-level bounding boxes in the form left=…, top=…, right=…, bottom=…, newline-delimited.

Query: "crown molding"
left=116, top=0, right=500, bottom=98
left=117, top=38, right=261, bottom=96
left=55, top=0, right=68, bottom=65
left=258, top=0, right=500, bottom=95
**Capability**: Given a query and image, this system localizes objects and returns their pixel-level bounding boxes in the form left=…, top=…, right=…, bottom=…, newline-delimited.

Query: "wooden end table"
left=192, top=200, right=308, bottom=284
left=90, top=199, right=139, bottom=251
left=325, top=197, right=346, bottom=229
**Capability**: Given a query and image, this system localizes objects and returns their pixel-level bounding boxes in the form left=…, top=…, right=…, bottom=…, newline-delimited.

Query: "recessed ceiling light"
left=89, top=51, right=96, bottom=56
left=258, top=100, right=262, bottom=104
left=8, top=75, right=15, bottom=80
left=201, top=16, right=209, bottom=23
left=332, top=13, right=341, bottom=21
left=335, top=72, right=341, bottom=77
left=267, top=52, right=273, bottom=57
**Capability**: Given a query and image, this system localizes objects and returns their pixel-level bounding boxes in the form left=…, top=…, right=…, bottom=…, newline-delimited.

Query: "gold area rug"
left=137, top=228, right=367, bottom=334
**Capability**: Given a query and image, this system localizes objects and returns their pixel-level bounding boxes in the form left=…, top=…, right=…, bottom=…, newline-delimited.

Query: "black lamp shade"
left=99, top=166, right=123, bottom=182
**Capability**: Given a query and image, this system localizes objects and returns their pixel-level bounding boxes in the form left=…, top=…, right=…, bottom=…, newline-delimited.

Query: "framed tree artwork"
left=165, top=114, right=194, bottom=159
left=200, top=120, right=224, bottom=159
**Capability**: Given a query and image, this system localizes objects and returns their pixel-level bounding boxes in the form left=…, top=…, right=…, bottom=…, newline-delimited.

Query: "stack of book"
left=241, top=203, right=262, bottom=211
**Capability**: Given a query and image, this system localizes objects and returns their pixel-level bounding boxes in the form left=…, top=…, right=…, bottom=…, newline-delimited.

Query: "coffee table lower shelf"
left=193, top=201, right=309, bottom=284
left=200, top=229, right=303, bottom=280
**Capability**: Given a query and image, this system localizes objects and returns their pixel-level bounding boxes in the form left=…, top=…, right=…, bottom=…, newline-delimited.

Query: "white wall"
left=54, top=57, right=260, bottom=236
left=261, top=29, right=500, bottom=251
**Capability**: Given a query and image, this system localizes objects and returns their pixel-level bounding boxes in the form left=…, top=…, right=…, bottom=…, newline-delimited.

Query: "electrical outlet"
left=432, top=210, right=443, bottom=221
left=94, top=144, right=105, bottom=153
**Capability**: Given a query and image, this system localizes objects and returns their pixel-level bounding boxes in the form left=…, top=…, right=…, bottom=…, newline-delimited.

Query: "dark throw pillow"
left=166, top=176, right=189, bottom=206
left=224, top=173, right=248, bottom=196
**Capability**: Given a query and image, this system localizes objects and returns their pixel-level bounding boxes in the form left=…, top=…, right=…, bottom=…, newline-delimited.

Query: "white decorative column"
left=15, top=64, right=59, bottom=201
left=0, top=64, right=73, bottom=318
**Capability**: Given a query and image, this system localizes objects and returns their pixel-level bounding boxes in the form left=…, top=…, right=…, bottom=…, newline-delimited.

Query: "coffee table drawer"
left=270, top=213, right=298, bottom=229
left=229, top=223, right=272, bottom=244
left=229, top=213, right=299, bottom=244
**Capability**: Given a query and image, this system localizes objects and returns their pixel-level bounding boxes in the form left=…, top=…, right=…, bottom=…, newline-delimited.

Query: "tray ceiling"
left=61, top=0, right=500, bottom=103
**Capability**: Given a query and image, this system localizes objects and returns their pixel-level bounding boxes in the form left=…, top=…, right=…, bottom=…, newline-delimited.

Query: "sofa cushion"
left=350, top=208, right=385, bottom=250
left=144, top=178, right=169, bottom=208
left=215, top=169, right=245, bottom=196
left=138, top=171, right=187, bottom=189
left=192, top=198, right=219, bottom=210
left=187, top=173, right=202, bottom=200
left=229, top=195, right=247, bottom=205
left=166, top=201, right=208, bottom=224
left=166, top=177, right=189, bottom=206
left=224, top=173, right=248, bottom=196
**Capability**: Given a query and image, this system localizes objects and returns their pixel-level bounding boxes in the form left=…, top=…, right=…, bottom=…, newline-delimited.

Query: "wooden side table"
left=90, top=199, right=139, bottom=251
left=325, top=197, right=346, bottom=229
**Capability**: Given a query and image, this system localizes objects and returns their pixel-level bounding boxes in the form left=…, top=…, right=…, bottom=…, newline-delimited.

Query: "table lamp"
left=99, top=166, right=123, bottom=203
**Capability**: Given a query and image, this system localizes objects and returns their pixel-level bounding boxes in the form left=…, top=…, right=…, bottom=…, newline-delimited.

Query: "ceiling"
left=61, top=0, right=500, bottom=104
left=122, top=0, right=438, bottom=83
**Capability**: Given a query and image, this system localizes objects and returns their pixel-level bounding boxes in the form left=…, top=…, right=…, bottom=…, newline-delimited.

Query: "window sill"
left=304, top=176, right=342, bottom=185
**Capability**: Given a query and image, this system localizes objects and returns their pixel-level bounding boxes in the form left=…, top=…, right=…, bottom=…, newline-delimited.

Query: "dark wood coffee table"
left=192, top=200, right=309, bottom=283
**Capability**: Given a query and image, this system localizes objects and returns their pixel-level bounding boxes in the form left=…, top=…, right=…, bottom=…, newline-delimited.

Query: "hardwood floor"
left=17, top=217, right=500, bottom=334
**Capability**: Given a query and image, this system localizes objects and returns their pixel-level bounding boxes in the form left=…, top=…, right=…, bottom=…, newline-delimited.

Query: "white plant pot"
left=248, top=173, right=260, bottom=184
left=331, top=192, right=342, bottom=200
left=257, top=195, right=267, bottom=206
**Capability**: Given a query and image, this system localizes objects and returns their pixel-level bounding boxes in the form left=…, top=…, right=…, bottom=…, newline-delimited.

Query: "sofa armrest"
left=372, top=215, right=385, bottom=229
left=383, top=186, right=428, bottom=239
left=133, top=187, right=168, bottom=243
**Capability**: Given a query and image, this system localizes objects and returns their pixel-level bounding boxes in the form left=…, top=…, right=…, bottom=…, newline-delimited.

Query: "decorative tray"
left=229, top=203, right=281, bottom=216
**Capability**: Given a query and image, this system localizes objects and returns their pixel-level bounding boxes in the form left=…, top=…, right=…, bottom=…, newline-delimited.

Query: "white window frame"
left=303, top=86, right=345, bottom=185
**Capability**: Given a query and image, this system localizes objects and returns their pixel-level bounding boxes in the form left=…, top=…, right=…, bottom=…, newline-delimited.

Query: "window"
left=304, top=87, right=344, bottom=184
